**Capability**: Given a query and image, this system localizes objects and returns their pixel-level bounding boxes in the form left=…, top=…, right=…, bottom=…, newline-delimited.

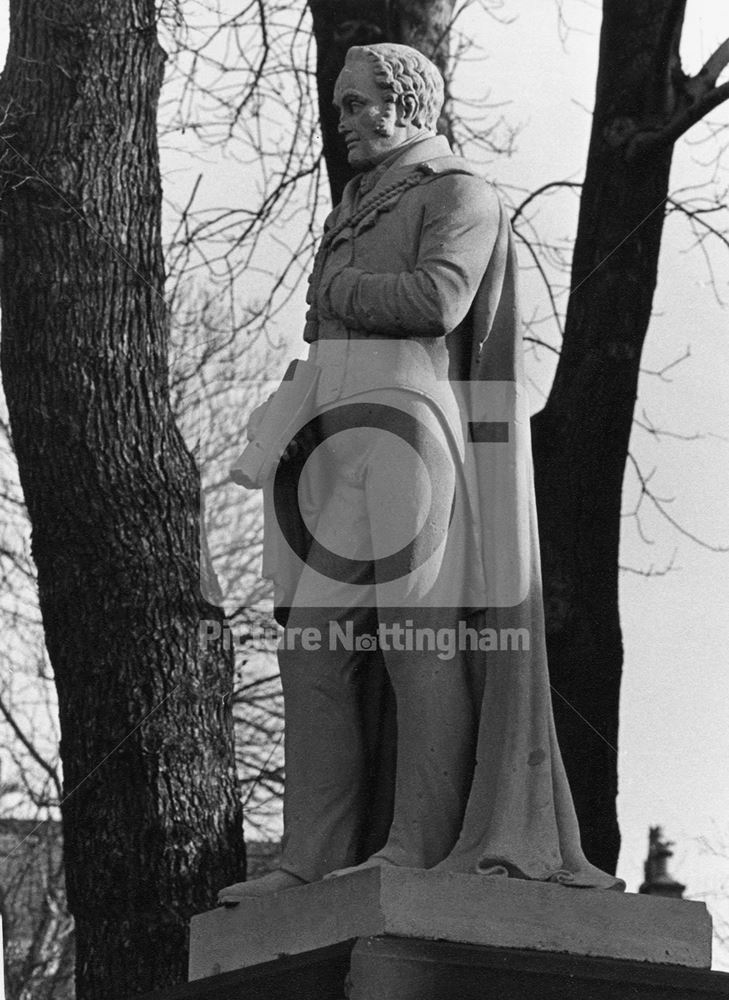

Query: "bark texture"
left=0, top=3, right=245, bottom=997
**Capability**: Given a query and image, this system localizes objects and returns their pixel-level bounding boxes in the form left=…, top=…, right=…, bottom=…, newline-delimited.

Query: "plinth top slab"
left=189, top=867, right=711, bottom=982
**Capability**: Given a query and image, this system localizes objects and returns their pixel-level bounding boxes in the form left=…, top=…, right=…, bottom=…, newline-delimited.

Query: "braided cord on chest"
left=307, top=166, right=431, bottom=306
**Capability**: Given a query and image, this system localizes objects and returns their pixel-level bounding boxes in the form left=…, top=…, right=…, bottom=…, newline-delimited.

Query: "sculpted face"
left=334, top=55, right=414, bottom=170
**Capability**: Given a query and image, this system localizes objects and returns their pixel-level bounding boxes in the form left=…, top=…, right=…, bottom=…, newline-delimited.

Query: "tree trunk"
left=0, top=3, right=245, bottom=997
left=308, top=0, right=455, bottom=203
left=532, top=0, right=685, bottom=873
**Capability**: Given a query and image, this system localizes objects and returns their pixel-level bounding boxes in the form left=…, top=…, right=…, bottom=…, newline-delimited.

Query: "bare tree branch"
left=0, top=693, right=62, bottom=803
left=628, top=34, right=729, bottom=159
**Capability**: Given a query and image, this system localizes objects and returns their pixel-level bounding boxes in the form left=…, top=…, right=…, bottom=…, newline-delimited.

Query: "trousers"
left=276, top=390, right=478, bottom=882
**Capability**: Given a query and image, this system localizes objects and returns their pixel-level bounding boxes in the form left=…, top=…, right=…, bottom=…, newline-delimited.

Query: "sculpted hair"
left=349, top=43, right=445, bottom=131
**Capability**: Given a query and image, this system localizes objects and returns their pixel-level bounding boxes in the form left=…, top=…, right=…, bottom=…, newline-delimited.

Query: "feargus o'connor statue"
left=219, top=43, right=623, bottom=903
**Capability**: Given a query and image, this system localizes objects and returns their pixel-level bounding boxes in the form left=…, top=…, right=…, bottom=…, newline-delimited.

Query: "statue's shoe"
left=323, top=857, right=398, bottom=880
left=217, top=869, right=306, bottom=905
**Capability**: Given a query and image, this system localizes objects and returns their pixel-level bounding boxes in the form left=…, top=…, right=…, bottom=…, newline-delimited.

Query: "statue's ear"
left=398, top=93, right=419, bottom=126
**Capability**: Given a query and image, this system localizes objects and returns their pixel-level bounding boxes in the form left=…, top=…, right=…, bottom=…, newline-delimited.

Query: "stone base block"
left=188, top=866, right=712, bottom=981
left=348, top=937, right=729, bottom=1000
left=137, top=938, right=729, bottom=1000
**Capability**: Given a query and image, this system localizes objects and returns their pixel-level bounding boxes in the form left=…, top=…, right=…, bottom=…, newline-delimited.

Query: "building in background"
left=639, top=826, right=686, bottom=899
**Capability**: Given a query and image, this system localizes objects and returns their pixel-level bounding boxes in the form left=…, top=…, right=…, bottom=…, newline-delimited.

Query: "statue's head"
left=333, top=43, right=445, bottom=171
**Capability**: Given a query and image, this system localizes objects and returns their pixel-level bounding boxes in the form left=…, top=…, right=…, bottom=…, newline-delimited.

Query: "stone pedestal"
left=126, top=869, right=729, bottom=1000
left=189, top=866, right=711, bottom=980
left=140, top=868, right=729, bottom=1000
left=347, top=937, right=729, bottom=1000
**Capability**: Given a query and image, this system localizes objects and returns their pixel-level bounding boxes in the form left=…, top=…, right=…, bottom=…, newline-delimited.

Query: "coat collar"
left=339, top=134, right=454, bottom=215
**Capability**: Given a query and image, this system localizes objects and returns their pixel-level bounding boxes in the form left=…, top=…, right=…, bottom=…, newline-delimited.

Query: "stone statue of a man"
left=218, top=42, right=623, bottom=903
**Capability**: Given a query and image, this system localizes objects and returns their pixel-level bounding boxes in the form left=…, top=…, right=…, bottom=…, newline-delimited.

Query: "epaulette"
left=416, top=155, right=484, bottom=178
